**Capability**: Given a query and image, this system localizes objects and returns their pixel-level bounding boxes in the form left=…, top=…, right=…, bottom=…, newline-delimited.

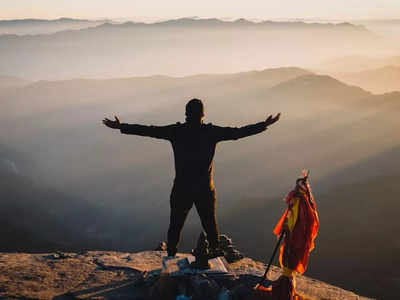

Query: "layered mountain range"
left=1, top=66, right=399, bottom=298
left=0, top=18, right=379, bottom=79
left=0, top=17, right=367, bottom=35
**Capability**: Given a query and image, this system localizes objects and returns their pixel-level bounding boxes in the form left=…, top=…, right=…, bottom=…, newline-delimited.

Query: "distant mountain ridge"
left=317, top=55, right=400, bottom=73
left=0, top=17, right=367, bottom=31
left=0, top=18, right=376, bottom=80
left=332, top=65, right=400, bottom=93
left=0, top=76, right=30, bottom=89
left=19, top=67, right=311, bottom=90
left=267, top=74, right=371, bottom=102
left=0, top=18, right=107, bottom=35
left=0, top=17, right=95, bottom=24
left=0, top=17, right=370, bottom=38
left=95, top=17, right=368, bottom=31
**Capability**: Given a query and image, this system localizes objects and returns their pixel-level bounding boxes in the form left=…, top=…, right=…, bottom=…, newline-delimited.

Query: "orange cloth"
left=273, top=182, right=319, bottom=275
left=247, top=176, right=318, bottom=300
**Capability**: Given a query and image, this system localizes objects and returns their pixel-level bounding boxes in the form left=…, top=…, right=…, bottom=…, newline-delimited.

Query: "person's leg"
left=167, top=188, right=193, bottom=256
left=194, top=189, right=219, bottom=250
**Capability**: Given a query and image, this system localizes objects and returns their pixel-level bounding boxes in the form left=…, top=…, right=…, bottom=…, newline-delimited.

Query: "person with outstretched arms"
left=103, top=98, right=280, bottom=257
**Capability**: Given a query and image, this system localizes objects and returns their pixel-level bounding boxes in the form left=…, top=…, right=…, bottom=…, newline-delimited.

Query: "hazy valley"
left=1, top=17, right=400, bottom=299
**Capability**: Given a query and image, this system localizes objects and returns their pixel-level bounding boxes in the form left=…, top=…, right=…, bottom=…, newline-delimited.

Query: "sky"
left=1, top=0, right=400, bottom=21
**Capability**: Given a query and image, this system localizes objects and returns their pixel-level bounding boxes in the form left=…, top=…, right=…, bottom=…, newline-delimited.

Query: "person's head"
left=185, top=98, right=204, bottom=123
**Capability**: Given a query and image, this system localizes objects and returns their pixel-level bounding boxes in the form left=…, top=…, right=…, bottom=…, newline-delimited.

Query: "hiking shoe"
left=208, top=248, right=225, bottom=259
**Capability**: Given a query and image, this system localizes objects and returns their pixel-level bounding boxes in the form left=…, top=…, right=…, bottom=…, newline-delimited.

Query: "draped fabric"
left=273, top=177, right=319, bottom=274
left=248, top=173, right=319, bottom=300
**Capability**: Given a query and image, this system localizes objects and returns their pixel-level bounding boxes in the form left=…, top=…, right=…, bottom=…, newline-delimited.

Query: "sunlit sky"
left=1, top=0, right=400, bottom=20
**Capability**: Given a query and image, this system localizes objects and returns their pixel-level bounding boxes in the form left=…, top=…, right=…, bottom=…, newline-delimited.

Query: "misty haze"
left=1, top=15, right=399, bottom=300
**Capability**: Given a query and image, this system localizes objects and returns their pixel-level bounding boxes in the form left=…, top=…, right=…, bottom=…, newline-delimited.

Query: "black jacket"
left=120, top=121, right=267, bottom=189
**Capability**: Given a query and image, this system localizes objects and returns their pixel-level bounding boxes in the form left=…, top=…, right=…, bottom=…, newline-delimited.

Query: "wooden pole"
left=258, top=232, right=285, bottom=284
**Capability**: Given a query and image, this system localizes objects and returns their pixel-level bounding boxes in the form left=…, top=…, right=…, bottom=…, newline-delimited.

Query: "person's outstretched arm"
left=102, top=116, right=175, bottom=140
left=214, top=113, right=280, bottom=142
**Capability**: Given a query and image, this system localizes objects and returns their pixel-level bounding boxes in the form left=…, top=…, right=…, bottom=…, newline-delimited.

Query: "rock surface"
left=0, top=251, right=373, bottom=300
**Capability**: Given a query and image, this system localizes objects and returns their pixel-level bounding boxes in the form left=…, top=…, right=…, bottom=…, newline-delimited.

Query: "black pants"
left=167, top=184, right=219, bottom=256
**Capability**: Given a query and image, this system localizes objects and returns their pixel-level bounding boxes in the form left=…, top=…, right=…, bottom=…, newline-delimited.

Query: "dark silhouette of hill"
left=0, top=219, right=62, bottom=252
left=0, top=146, right=118, bottom=252
left=0, top=159, right=165, bottom=253
left=332, top=65, right=400, bottom=93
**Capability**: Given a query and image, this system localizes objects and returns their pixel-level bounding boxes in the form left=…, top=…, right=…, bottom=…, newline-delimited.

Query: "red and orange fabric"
left=273, top=176, right=319, bottom=275
left=249, top=173, right=319, bottom=300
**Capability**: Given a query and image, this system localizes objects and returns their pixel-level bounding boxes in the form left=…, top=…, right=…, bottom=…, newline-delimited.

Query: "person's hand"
left=265, top=113, right=281, bottom=127
left=102, top=116, right=121, bottom=129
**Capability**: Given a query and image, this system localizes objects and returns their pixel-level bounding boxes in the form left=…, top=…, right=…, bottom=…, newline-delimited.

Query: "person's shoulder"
left=171, top=121, right=186, bottom=128
left=168, top=122, right=184, bottom=133
left=205, top=123, right=225, bottom=130
left=201, top=122, right=217, bottom=130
